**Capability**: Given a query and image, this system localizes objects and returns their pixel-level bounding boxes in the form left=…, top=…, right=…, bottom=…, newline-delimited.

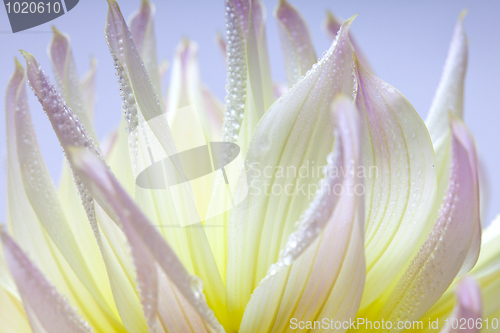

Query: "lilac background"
left=0, top=0, right=499, bottom=224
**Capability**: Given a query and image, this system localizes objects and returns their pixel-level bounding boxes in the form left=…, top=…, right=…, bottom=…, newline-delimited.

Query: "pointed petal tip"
left=324, top=9, right=341, bottom=33
left=334, top=14, right=357, bottom=38
left=13, top=57, right=24, bottom=71
left=51, top=25, right=60, bottom=34
left=106, top=0, right=120, bottom=12
left=89, top=55, right=98, bottom=66
left=50, top=25, right=69, bottom=41
left=325, top=9, right=336, bottom=21
left=19, top=50, right=38, bottom=72
left=19, top=49, right=33, bottom=60
left=456, top=9, right=468, bottom=39
left=459, top=9, right=468, bottom=22
left=326, top=12, right=357, bottom=30
left=275, top=0, right=290, bottom=11
left=345, top=13, right=359, bottom=24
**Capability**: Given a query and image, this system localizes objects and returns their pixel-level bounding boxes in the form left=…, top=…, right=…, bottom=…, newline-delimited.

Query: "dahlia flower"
left=1, top=0, right=499, bottom=332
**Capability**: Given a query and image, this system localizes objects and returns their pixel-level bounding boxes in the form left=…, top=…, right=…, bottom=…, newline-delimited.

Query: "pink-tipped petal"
left=239, top=95, right=365, bottom=332
left=166, top=39, right=223, bottom=142
left=15, top=54, right=116, bottom=321
left=222, top=0, right=274, bottom=147
left=129, top=0, right=161, bottom=97
left=0, top=229, right=93, bottom=333
left=21, top=51, right=102, bottom=156
left=425, top=12, right=469, bottom=214
left=49, top=27, right=98, bottom=141
left=19, top=52, right=130, bottom=331
left=108, top=8, right=226, bottom=327
left=426, top=11, right=468, bottom=146
left=324, top=10, right=373, bottom=73
left=422, top=215, right=500, bottom=329
left=106, top=0, right=183, bottom=183
left=354, top=58, right=438, bottom=309
left=275, top=0, right=316, bottom=86
left=80, top=57, right=97, bottom=118
left=450, top=117, right=481, bottom=276
left=226, top=17, right=356, bottom=325
left=68, top=148, right=224, bottom=333
left=106, top=0, right=164, bottom=122
left=380, top=114, right=481, bottom=329
left=441, top=277, right=482, bottom=333
left=21, top=51, right=108, bottom=238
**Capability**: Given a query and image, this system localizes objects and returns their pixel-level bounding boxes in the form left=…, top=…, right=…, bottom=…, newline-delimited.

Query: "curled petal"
left=7, top=59, right=122, bottom=332
left=222, top=0, right=274, bottom=149
left=106, top=0, right=164, bottom=124
left=441, top=277, right=482, bottom=333
left=0, top=226, right=30, bottom=332
left=107, top=0, right=188, bottom=202
left=67, top=148, right=225, bottom=333
left=129, top=0, right=161, bottom=97
left=21, top=51, right=109, bottom=236
left=324, top=10, right=373, bottom=73
left=49, top=27, right=98, bottom=141
left=379, top=116, right=481, bottom=329
left=22, top=52, right=142, bottom=332
left=354, top=57, right=437, bottom=309
left=416, top=215, right=498, bottom=333
left=425, top=11, right=469, bottom=223
left=15, top=55, right=115, bottom=323
left=0, top=229, right=93, bottom=333
left=226, top=17, right=356, bottom=325
left=166, top=39, right=223, bottom=142
left=113, top=7, right=225, bottom=322
left=80, top=57, right=97, bottom=118
left=239, top=95, right=365, bottom=332
left=426, top=10, right=468, bottom=146
left=275, top=0, right=316, bottom=86
left=466, top=215, right=500, bottom=327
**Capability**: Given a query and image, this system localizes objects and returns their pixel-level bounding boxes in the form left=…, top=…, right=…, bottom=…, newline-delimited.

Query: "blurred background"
left=0, top=0, right=499, bottom=224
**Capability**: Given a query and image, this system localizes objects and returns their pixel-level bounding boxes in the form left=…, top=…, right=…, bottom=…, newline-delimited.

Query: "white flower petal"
left=378, top=117, right=480, bottom=329
left=0, top=229, right=93, bottom=333
left=68, top=148, right=225, bottom=333
left=225, top=17, right=356, bottom=327
left=354, top=57, right=438, bottom=309
left=275, top=0, right=317, bottom=87
left=239, top=95, right=365, bottom=333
